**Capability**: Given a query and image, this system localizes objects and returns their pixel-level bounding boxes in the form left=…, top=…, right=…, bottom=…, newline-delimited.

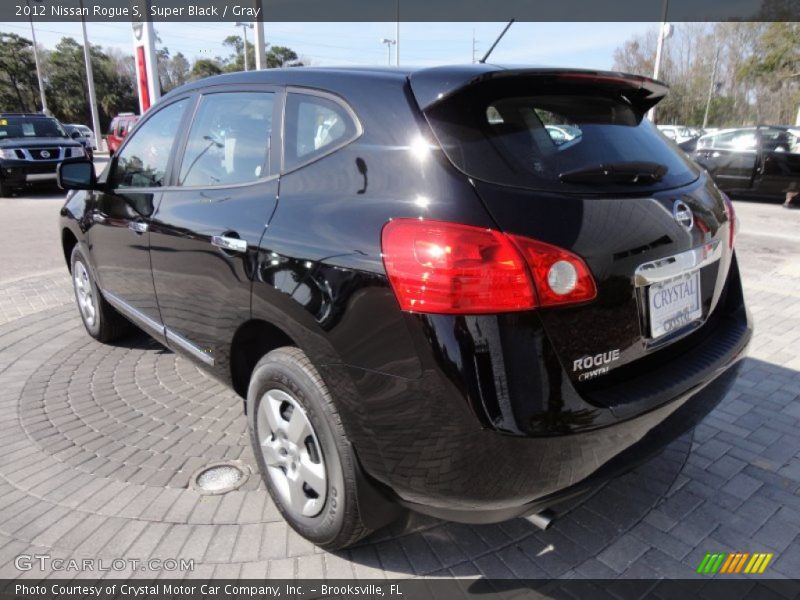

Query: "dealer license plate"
left=647, top=270, right=702, bottom=339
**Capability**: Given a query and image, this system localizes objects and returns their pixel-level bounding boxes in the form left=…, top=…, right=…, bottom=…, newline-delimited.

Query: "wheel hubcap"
left=257, top=389, right=327, bottom=517
left=73, top=261, right=96, bottom=327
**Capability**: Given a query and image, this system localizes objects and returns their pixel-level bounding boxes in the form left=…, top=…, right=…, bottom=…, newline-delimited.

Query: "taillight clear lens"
left=510, top=236, right=597, bottom=307
left=722, top=192, right=736, bottom=249
left=381, top=219, right=535, bottom=314
left=381, top=219, right=597, bottom=314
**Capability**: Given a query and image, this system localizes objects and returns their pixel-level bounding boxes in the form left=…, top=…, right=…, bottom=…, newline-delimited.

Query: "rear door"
left=416, top=70, right=735, bottom=386
left=149, top=86, right=281, bottom=368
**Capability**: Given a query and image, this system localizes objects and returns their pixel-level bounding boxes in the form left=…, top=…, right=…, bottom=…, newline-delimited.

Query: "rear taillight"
left=722, top=192, right=736, bottom=249
left=509, top=236, right=598, bottom=307
left=381, top=219, right=596, bottom=314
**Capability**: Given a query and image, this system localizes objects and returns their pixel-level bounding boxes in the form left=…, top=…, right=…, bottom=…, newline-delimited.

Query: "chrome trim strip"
left=165, top=329, right=215, bottom=366
left=25, top=173, right=57, bottom=182
left=634, top=240, right=722, bottom=287
left=103, top=291, right=165, bottom=337
left=102, top=291, right=214, bottom=366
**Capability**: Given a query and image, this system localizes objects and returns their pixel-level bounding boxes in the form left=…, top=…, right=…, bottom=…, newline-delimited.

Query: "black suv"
left=58, top=66, right=751, bottom=550
left=0, top=113, right=86, bottom=197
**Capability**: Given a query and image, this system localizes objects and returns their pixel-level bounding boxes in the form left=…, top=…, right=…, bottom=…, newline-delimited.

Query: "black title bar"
left=2, top=0, right=799, bottom=22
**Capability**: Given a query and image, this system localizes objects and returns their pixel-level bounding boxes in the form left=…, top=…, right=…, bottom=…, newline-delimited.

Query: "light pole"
left=395, top=0, right=400, bottom=66
left=381, top=38, right=396, bottom=66
left=79, top=0, right=103, bottom=152
left=26, top=0, right=48, bottom=114
left=236, top=22, right=253, bottom=71
left=648, top=0, right=672, bottom=123
left=702, top=47, right=721, bottom=130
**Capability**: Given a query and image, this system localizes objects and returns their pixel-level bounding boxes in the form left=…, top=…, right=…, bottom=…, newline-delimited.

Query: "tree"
left=0, top=33, right=42, bottom=112
left=612, top=22, right=799, bottom=127
left=170, top=52, right=190, bottom=88
left=266, top=45, right=304, bottom=68
left=190, top=58, right=223, bottom=81
left=43, top=37, right=136, bottom=130
left=220, top=36, right=304, bottom=71
left=222, top=34, right=254, bottom=72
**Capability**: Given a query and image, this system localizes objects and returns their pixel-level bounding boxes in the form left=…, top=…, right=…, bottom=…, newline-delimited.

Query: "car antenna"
left=479, top=19, right=515, bottom=64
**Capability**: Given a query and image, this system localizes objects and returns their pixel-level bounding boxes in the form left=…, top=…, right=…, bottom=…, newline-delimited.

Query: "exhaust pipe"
left=528, top=509, right=555, bottom=530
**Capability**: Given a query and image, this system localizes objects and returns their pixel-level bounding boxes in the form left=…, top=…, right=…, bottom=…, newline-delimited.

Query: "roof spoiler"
left=409, top=66, right=669, bottom=116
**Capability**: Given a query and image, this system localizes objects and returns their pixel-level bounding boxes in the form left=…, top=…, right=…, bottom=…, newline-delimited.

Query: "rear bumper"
left=321, top=257, right=751, bottom=519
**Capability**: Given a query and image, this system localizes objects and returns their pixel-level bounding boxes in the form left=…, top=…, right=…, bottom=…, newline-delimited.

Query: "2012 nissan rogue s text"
left=58, top=65, right=752, bottom=550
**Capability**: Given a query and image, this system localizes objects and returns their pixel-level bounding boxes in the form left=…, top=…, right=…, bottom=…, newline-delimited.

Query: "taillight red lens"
left=381, top=219, right=597, bottom=314
left=510, top=236, right=598, bottom=307
left=722, top=192, right=736, bottom=249
left=381, top=219, right=535, bottom=314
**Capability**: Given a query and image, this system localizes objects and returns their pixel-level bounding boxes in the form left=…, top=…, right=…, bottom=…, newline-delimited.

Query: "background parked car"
left=0, top=112, right=85, bottom=197
left=657, top=124, right=695, bottom=144
left=66, top=123, right=97, bottom=150
left=692, top=126, right=800, bottom=201
left=62, top=124, right=94, bottom=161
left=106, top=113, right=139, bottom=156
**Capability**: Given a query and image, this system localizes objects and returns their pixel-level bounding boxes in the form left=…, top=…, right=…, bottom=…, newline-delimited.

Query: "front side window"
left=179, top=92, right=274, bottom=187
left=109, top=99, right=187, bottom=189
left=283, top=92, right=358, bottom=171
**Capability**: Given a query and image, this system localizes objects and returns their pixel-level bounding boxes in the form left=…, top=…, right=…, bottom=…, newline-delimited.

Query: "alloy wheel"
left=73, top=261, right=97, bottom=327
left=257, top=388, right=327, bottom=517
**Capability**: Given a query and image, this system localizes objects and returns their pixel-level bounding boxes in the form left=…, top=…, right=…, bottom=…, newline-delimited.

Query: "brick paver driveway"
left=0, top=193, right=799, bottom=580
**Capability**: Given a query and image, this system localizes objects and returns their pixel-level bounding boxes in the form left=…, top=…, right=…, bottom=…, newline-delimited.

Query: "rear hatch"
left=411, top=67, right=736, bottom=397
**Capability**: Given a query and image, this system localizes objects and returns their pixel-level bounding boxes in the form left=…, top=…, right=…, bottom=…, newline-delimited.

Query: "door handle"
left=212, top=235, right=247, bottom=253
left=129, top=221, right=148, bottom=234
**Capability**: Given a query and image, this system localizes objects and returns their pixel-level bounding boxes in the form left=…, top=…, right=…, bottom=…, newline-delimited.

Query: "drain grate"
left=191, top=462, right=249, bottom=494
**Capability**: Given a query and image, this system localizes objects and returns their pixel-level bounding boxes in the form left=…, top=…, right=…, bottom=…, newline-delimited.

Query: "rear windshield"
left=0, top=117, right=66, bottom=139
left=424, top=79, right=699, bottom=194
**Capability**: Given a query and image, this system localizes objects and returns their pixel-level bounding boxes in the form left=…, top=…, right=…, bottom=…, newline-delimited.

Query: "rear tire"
left=70, top=245, right=130, bottom=342
left=247, top=347, right=375, bottom=550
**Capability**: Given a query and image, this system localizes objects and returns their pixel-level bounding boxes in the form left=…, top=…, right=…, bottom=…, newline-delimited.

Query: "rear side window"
left=425, top=78, right=699, bottom=194
left=179, top=91, right=274, bottom=187
left=110, top=99, right=187, bottom=189
left=283, top=92, right=358, bottom=171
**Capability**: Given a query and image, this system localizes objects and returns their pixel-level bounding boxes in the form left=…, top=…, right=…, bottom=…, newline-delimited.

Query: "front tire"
left=248, top=347, right=374, bottom=550
left=70, top=245, right=130, bottom=342
left=0, top=180, right=12, bottom=198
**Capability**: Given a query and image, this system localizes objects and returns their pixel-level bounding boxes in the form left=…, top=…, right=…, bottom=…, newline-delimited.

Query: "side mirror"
left=58, top=160, right=96, bottom=191
left=70, top=130, right=82, bottom=139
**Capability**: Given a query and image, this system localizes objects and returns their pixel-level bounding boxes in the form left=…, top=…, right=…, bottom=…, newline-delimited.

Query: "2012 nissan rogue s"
left=58, top=65, right=751, bottom=550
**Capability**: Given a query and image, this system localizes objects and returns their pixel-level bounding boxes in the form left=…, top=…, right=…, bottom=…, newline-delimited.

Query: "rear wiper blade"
left=560, top=162, right=668, bottom=184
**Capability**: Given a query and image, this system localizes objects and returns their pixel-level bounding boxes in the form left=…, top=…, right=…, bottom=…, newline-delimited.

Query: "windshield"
left=424, top=79, right=700, bottom=194
left=0, top=117, right=67, bottom=139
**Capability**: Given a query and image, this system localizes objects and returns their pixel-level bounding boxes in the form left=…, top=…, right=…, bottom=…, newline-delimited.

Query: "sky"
left=0, top=21, right=658, bottom=70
